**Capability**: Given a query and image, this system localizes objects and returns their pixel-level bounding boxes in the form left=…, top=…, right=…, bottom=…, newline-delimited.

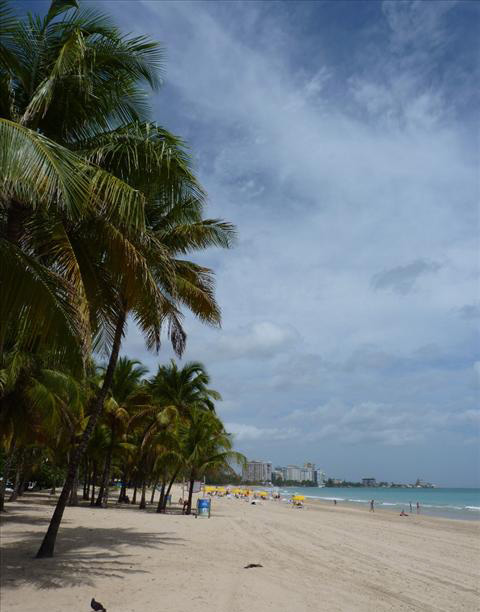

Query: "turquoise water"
left=273, top=486, right=480, bottom=520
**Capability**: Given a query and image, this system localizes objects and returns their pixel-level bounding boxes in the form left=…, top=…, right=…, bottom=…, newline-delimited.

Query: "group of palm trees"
left=0, top=0, right=240, bottom=558
left=1, top=356, right=242, bottom=516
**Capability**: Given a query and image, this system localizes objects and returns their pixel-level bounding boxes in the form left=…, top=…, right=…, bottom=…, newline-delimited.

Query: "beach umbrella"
left=292, top=495, right=305, bottom=501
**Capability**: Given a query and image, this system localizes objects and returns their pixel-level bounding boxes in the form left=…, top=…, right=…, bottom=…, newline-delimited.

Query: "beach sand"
left=1, top=490, right=479, bottom=612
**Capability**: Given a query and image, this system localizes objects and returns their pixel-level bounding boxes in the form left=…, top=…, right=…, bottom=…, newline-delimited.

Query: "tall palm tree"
left=1, top=0, right=235, bottom=557
left=142, top=360, right=223, bottom=512
left=94, top=357, right=148, bottom=507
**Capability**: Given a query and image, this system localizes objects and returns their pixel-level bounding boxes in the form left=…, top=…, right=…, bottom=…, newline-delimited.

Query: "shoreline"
left=301, top=496, right=480, bottom=521
left=300, top=496, right=480, bottom=527
left=259, top=486, right=480, bottom=521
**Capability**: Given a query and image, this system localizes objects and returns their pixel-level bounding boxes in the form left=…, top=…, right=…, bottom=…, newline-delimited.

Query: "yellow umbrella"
left=258, top=491, right=268, bottom=497
left=292, top=495, right=305, bottom=501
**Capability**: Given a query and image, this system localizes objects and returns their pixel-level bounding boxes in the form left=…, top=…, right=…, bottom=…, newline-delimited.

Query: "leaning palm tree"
left=8, top=0, right=237, bottom=558
left=94, top=357, right=148, bottom=507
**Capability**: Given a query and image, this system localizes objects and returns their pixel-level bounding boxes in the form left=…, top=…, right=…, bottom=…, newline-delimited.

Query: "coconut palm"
left=94, top=357, right=148, bottom=507
left=178, top=409, right=245, bottom=514
left=1, top=0, right=235, bottom=558
left=139, top=360, right=220, bottom=512
left=0, top=348, right=84, bottom=510
left=149, top=360, right=221, bottom=416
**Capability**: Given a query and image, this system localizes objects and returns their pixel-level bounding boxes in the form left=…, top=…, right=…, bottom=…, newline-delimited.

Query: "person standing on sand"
left=410, top=502, right=413, bottom=513
left=416, top=501, right=420, bottom=514
left=370, top=499, right=374, bottom=512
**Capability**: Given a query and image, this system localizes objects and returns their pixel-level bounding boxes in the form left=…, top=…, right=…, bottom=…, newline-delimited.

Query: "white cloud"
left=225, top=423, right=298, bottom=442
left=214, top=321, right=298, bottom=360
left=108, top=0, right=479, bottom=483
left=285, top=402, right=479, bottom=447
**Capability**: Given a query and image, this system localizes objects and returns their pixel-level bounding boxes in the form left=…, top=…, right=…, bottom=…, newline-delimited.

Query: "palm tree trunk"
left=83, top=457, right=90, bottom=500
left=132, top=481, right=138, bottom=505
left=8, top=450, right=24, bottom=502
left=186, top=471, right=195, bottom=515
left=162, top=467, right=181, bottom=513
left=95, top=455, right=108, bottom=506
left=150, top=480, right=157, bottom=504
left=118, top=467, right=128, bottom=502
left=139, top=480, right=147, bottom=510
left=68, top=465, right=79, bottom=506
left=90, top=461, right=97, bottom=506
left=0, top=443, right=16, bottom=512
left=17, top=475, right=27, bottom=497
left=35, top=307, right=127, bottom=558
left=101, top=438, right=115, bottom=508
left=156, top=480, right=166, bottom=513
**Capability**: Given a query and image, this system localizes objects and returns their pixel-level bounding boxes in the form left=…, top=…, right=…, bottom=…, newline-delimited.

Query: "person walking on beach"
left=370, top=499, right=374, bottom=512
left=416, top=501, right=420, bottom=514
left=409, top=502, right=413, bottom=513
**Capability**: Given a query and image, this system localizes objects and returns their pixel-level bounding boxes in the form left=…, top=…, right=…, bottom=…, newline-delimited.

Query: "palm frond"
left=0, top=238, right=85, bottom=369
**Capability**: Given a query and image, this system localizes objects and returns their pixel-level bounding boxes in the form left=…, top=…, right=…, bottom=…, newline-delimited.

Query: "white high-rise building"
left=315, top=470, right=326, bottom=485
left=242, top=460, right=272, bottom=483
left=286, top=465, right=303, bottom=481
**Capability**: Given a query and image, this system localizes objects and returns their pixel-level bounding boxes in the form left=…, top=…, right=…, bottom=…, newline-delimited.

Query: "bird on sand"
left=91, top=598, right=107, bottom=611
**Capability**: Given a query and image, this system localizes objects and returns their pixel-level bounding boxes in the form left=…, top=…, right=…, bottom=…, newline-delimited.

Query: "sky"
left=21, top=0, right=479, bottom=486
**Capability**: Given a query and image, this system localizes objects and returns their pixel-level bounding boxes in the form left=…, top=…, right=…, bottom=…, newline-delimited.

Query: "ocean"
left=272, top=486, right=480, bottom=520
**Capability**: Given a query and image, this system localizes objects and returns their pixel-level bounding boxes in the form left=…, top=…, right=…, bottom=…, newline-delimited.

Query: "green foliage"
left=35, top=459, right=66, bottom=489
left=0, top=1, right=239, bottom=537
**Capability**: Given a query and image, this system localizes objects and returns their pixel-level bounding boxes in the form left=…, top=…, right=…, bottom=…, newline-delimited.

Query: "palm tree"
left=94, top=357, right=148, bottom=507
left=0, top=348, right=84, bottom=510
left=178, top=409, right=245, bottom=514
left=1, top=0, right=235, bottom=558
left=140, top=360, right=221, bottom=512
left=149, top=360, right=221, bottom=416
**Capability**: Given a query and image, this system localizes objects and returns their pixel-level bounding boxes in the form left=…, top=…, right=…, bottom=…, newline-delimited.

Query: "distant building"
left=415, top=479, right=434, bottom=488
left=362, top=478, right=377, bottom=487
left=286, top=465, right=303, bottom=481
left=278, top=463, right=317, bottom=483
left=242, top=460, right=272, bottom=483
left=301, top=463, right=316, bottom=482
left=315, top=470, right=326, bottom=485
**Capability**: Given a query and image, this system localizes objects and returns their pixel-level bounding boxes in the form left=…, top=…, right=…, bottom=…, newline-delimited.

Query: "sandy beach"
left=1, top=490, right=479, bottom=612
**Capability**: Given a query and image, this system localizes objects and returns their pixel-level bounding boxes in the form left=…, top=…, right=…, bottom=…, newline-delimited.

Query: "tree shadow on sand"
left=1, top=524, right=184, bottom=590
